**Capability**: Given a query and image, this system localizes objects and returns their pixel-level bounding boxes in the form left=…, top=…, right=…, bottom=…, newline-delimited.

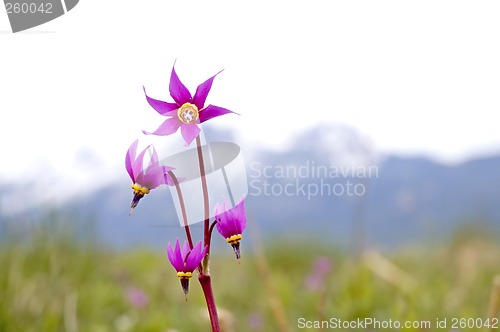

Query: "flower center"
left=132, top=183, right=150, bottom=195
left=226, top=234, right=242, bottom=245
left=177, top=103, right=199, bottom=124
left=177, top=271, right=193, bottom=279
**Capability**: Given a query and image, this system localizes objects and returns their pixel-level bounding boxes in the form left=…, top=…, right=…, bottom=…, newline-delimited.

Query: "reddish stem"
left=195, top=136, right=211, bottom=254
left=168, top=170, right=194, bottom=249
left=209, top=220, right=218, bottom=239
left=199, top=274, right=220, bottom=332
left=195, top=135, right=220, bottom=332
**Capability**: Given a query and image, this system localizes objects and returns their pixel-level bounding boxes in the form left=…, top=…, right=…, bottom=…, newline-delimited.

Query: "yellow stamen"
left=177, top=271, right=193, bottom=279
left=177, top=103, right=199, bottom=124
left=132, top=183, right=150, bottom=195
left=226, top=234, right=242, bottom=245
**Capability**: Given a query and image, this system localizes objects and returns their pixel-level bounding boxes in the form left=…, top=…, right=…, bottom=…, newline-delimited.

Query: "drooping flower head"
left=143, top=63, right=235, bottom=145
left=167, top=239, right=207, bottom=295
left=214, top=198, right=247, bottom=260
left=125, top=139, right=174, bottom=214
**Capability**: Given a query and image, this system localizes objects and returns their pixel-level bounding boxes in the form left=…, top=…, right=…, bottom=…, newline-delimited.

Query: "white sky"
left=1, top=1, right=500, bottom=203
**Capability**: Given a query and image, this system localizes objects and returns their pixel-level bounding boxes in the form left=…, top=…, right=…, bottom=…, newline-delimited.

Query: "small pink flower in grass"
left=214, top=198, right=247, bottom=260
left=248, top=312, right=264, bottom=330
left=125, top=287, right=149, bottom=309
left=125, top=139, right=174, bottom=214
left=304, top=256, right=333, bottom=291
left=167, top=239, right=207, bottom=296
left=143, top=63, right=236, bottom=146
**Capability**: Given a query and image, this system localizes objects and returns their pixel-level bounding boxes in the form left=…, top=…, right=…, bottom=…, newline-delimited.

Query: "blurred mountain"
left=2, top=124, right=500, bottom=249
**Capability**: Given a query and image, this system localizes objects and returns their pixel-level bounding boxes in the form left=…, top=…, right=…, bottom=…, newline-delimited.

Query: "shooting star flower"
left=125, top=139, right=174, bottom=214
left=214, top=198, right=247, bottom=260
left=167, top=239, right=207, bottom=296
left=143, top=63, right=235, bottom=145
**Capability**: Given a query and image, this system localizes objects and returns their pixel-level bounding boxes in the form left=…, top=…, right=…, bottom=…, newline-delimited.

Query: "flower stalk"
left=195, top=135, right=220, bottom=331
left=168, top=170, right=194, bottom=250
left=196, top=135, right=211, bottom=259
left=199, top=274, right=220, bottom=332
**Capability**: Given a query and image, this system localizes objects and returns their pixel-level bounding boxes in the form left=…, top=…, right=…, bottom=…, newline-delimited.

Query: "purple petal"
left=167, top=241, right=183, bottom=272
left=199, top=105, right=236, bottom=123
left=145, top=146, right=159, bottom=170
left=214, top=198, right=227, bottom=219
left=234, top=198, right=247, bottom=233
left=150, top=147, right=159, bottom=166
left=215, top=200, right=233, bottom=238
left=217, top=218, right=238, bottom=238
left=180, top=241, right=191, bottom=262
left=163, top=166, right=175, bottom=186
left=143, top=117, right=182, bottom=136
left=192, top=70, right=222, bottom=110
left=215, top=198, right=246, bottom=238
left=213, top=202, right=222, bottom=218
left=169, top=65, right=192, bottom=105
left=184, top=242, right=200, bottom=271
left=180, top=124, right=201, bottom=146
left=143, top=86, right=179, bottom=116
left=132, top=145, right=150, bottom=184
left=185, top=241, right=206, bottom=271
left=172, top=239, right=184, bottom=271
left=167, top=243, right=175, bottom=263
left=215, top=222, right=228, bottom=239
left=125, top=140, right=139, bottom=182
left=218, top=200, right=229, bottom=221
left=199, top=244, right=208, bottom=263
left=140, top=165, right=166, bottom=190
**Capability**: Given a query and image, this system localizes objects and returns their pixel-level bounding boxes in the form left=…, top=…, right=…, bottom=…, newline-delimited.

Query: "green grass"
left=0, top=220, right=499, bottom=332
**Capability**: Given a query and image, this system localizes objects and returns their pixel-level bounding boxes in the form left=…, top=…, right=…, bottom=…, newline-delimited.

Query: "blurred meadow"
left=1, top=215, right=499, bottom=332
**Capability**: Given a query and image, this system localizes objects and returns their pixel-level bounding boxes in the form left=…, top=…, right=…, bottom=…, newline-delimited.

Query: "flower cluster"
left=125, top=62, right=247, bottom=330
left=164, top=197, right=247, bottom=296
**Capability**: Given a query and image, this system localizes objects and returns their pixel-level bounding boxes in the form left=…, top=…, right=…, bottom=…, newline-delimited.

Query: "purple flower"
left=214, top=198, right=246, bottom=259
left=125, top=139, right=174, bottom=214
left=125, top=287, right=149, bottom=309
left=167, top=239, right=207, bottom=295
left=247, top=312, right=264, bottom=330
left=143, top=63, right=235, bottom=146
left=304, top=257, right=333, bottom=291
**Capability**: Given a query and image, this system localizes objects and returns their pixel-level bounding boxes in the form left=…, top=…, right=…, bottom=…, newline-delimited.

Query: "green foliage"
left=0, top=219, right=499, bottom=331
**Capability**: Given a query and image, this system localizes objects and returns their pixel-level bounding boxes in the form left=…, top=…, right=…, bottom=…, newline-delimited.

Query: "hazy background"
left=0, top=1, right=499, bottom=192
left=1, top=0, right=500, bottom=249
